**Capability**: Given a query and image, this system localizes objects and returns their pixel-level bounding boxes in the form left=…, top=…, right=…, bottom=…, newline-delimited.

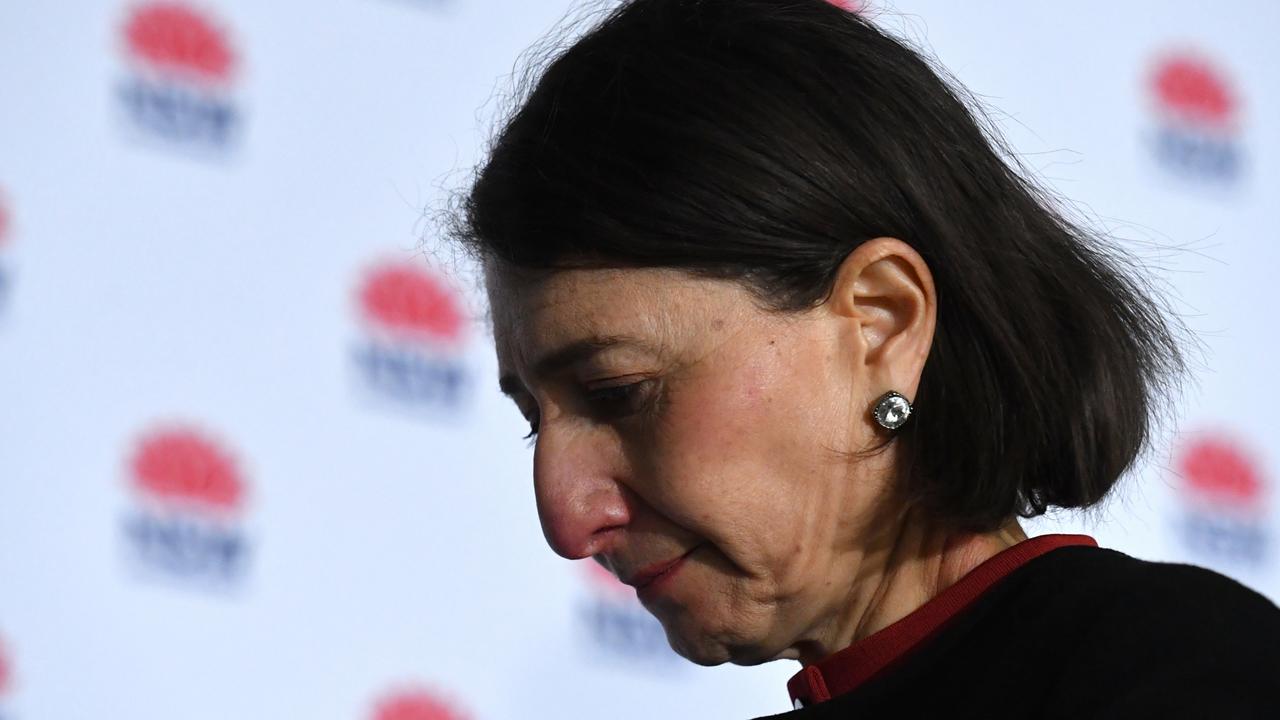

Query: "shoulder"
left=1022, top=546, right=1280, bottom=717
left=1019, top=545, right=1280, bottom=651
left=1027, top=545, right=1280, bottom=630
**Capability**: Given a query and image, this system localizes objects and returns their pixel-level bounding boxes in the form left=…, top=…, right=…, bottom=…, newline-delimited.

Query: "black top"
left=754, top=545, right=1280, bottom=719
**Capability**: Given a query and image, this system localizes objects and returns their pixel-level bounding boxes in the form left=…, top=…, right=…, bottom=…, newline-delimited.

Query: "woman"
left=442, top=0, right=1280, bottom=716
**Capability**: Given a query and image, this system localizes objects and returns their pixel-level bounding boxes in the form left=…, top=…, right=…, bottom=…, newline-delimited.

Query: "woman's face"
left=486, top=251, right=928, bottom=666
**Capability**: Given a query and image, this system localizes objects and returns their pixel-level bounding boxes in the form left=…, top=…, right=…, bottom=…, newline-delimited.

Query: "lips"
left=624, top=545, right=700, bottom=590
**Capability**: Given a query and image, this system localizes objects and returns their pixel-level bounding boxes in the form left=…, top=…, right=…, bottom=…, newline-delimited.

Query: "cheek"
left=641, top=349, right=851, bottom=574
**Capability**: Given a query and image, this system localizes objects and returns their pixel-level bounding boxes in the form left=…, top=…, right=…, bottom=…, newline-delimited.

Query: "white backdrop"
left=1, top=1, right=1276, bottom=718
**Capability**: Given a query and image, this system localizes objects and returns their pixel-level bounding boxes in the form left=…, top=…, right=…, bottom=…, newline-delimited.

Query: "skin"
left=487, top=237, right=1028, bottom=667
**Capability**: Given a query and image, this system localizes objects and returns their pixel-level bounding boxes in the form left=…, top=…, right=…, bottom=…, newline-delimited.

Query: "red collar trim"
left=787, top=533, right=1098, bottom=708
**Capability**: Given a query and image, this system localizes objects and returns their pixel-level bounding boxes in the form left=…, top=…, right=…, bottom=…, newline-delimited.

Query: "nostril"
left=541, top=518, right=626, bottom=560
left=581, top=526, right=625, bottom=559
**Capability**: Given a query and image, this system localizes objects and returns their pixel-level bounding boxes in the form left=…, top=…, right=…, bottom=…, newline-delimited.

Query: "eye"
left=517, top=379, right=652, bottom=448
left=584, top=380, right=651, bottom=421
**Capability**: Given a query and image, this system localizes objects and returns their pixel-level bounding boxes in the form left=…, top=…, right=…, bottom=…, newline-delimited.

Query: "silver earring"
left=872, top=391, right=912, bottom=430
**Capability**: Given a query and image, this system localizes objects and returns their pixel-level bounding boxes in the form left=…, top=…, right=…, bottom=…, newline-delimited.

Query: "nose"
left=532, top=422, right=631, bottom=560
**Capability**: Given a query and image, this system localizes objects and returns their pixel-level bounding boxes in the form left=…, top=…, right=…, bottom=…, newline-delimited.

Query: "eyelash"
left=521, top=380, right=650, bottom=447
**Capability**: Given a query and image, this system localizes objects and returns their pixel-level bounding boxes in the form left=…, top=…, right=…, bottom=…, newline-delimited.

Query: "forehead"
left=484, top=263, right=752, bottom=372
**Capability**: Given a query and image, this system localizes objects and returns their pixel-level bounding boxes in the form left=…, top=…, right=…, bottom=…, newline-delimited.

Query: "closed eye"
left=583, top=380, right=651, bottom=422
left=519, top=379, right=653, bottom=447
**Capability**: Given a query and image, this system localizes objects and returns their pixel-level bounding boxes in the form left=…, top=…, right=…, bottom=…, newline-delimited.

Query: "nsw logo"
left=370, top=686, right=472, bottom=720
left=1174, top=434, right=1269, bottom=564
left=574, top=560, right=683, bottom=667
left=351, top=258, right=470, bottom=413
left=121, top=424, right=252, bottom=586
left=116, top=2, right=241, bottom=152
left=1146, top=51, right=1243, bottom=184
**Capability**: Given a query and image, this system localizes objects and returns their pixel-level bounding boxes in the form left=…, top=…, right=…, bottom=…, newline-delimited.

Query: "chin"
left=665, top=631, right=732, bottom=667
left=660, top=614, right=784, bottom=668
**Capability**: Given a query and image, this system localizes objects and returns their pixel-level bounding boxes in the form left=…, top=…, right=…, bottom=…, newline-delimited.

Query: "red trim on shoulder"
left=787, top=533, right=1098, bottom=709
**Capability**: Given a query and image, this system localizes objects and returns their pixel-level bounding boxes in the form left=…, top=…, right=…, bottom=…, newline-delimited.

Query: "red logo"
left=124, top=2, right=235, bottom=84
left=121, top=423, right=251, bottom=582
left=1177, top=436, right=1264, bottom=509
left=372, top=688, right=471, bottom=720
left=129, top=426, right=245, bottom=513
left=351, top=257, right=471, bottom=411
left=358, top=262, right=466, bottom=344
left=1150, top=53, right=1236, bottom=128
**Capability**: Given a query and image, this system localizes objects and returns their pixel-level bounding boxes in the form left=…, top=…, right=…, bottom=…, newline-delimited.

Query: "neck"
left=791, top=512, right=1028, bottom=666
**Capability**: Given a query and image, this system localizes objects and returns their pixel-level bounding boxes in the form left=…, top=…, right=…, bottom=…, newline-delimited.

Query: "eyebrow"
left=498, top=334, right=640, bottom=397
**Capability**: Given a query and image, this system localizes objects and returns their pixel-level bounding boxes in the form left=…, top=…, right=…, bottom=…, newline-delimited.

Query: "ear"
left=825, top=237, right=937, bottom=401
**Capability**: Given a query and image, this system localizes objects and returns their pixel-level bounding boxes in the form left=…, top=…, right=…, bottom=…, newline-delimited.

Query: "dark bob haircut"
left=441, top=0, right=1187, bottom=532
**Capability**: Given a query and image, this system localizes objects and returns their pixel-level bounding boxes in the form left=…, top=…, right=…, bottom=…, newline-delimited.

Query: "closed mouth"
left=629, top=544, right=701, bottom=589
